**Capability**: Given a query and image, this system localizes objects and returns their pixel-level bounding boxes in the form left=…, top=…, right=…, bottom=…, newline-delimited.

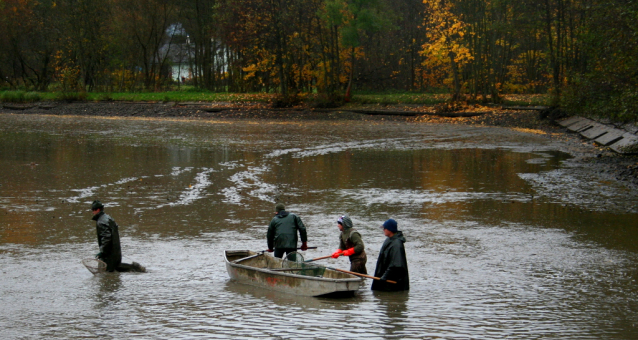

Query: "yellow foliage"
left=420, top=0, right=473, bottom=91
left=53, top=51, right=82, bottom=92
left=502, top=50, right=550, bottom=93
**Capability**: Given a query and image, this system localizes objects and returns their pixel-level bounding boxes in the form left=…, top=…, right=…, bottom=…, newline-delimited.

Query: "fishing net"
left=282, top=251, right=325, bottom=277
left=282, top=251, right=304, bottom=267
left=82, top=258, right=107, bottom=275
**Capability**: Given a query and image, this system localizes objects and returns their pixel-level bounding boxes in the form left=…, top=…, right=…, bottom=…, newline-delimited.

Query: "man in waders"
left=371, top=218, right=409, bottom=291
left=331, top=215, right=367, bottom=274
left=267, top=203, right=308, bottom=258
left=91, top=200, right=122, bottom=272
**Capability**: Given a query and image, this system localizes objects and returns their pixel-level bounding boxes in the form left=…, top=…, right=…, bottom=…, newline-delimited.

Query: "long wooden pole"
left=329, top=267, right=396, bottom=284
left=304, top=254, right=333, bottom=262
left=234, top=247, right=318, bottom=264
left=272, top=266, right=396, bottom=284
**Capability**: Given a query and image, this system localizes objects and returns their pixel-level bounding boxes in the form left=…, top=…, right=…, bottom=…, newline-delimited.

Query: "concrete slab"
left=557, top=116, right=582, bottom=128
left=566, top=118, right=595, bottom=132
left=595, top=129, right=625, bottom=146
left=580, top=123, right=610, bottom=139
left=622, top=123, right=638, bottom=134
left=609, top=133, right=638, bottom=154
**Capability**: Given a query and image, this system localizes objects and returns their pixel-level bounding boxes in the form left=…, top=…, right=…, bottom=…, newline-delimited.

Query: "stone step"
left=558, top=116, right=638, bottom=154
left=566, top=118, right=595, bottom=132
left=580, top=122, right=610, bottom=140
left=595, top=129, right=625, bottom=146
left=609, top=134, right=638, bottom=154
left=557, top=116, right=582, bottom=128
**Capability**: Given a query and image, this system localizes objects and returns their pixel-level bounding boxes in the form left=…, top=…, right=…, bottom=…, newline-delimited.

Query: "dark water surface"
left=1, top=114, right=637, bottom=339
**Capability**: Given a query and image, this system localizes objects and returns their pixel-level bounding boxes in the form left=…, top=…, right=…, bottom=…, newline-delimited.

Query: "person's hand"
left=267, top=249, right=274, bottom=252
left=331, top=249, right=343, bottom=258
left=342, top=248, right=355, bottom=256
left=300, top=242, right=308, bottom=251
left=95, top=252, right=103, bottom=259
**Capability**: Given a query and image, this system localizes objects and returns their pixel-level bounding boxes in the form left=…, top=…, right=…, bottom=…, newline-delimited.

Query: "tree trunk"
left=448, top=50, right=461, bottom=101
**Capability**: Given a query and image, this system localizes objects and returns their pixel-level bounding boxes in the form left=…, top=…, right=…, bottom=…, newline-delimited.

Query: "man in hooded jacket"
left=371, top=218, right=409, bottom=291
left=267, top=203, right=308, bottom=258
left=331, top=215, right=367, bottom=274
left=91, top=200, right=122, bottom=272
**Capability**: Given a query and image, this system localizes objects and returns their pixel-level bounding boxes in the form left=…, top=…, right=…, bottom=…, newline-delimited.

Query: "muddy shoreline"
left=2, top=101, right=637, bottom=189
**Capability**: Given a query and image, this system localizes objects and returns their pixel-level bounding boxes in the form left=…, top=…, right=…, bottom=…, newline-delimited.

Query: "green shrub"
left=95, top=93, right=113, bottom=101
left=56, top=92, right=88, bottom=102
left=1, top=91, right=26, bottom=103
left=0, top=91, right=43, bottom=103
left=562, top=80, right=638, bottom=123
left=24, top=92, right=41, bottom=102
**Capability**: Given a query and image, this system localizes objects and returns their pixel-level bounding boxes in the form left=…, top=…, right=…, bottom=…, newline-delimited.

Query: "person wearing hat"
left=331, top=215, right=367, bottom=274
left=371, top=218, right=409, bottom=291
left=91, top=200, right=122, bottom=272
left=267, top=203, right=308, bottom=258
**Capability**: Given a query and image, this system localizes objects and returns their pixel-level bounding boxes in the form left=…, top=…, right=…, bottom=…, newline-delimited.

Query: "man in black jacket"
left=91, top=200, right=122, bottom=272
left=267, top=203, right=308, bottom=258
left=371, top=218, right=409, bottom=291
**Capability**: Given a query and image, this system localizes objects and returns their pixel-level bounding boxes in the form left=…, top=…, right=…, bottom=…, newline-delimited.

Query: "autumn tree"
left=57, top=0, right=113, bottom=91
left=342, top=0, right=392, bottom=100
left=179, top=0, right=232, bottom=91
left=0, top=0, right=62, bottom=90
left=562, top=0, right=638, bottom=121
left=421, top=0, right=473, bottom=101
left=387, top=0, right=427, bottom=91
left=111, top=0, right=179, bottom=90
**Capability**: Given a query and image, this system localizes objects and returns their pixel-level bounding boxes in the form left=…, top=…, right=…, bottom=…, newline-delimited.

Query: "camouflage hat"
left=275, top=203, right=286, bottom=212
left=91, top=200, right=104, bottom=210
left=337, top=215, right=353, bottom=230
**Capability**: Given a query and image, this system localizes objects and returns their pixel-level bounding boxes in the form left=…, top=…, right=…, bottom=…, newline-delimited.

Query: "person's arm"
left=295, top=215, right=308, bottom=250
left=295, top=215, right=307, bottom=243
left=349, top=231, right=365, bottom=254
left=97, top=220, right=112, bottom=256
left=379, top=242, right=403, bottom=281
left=333, top=235, right=347, bottom=257
left=267, top=220, right=276, bottom=251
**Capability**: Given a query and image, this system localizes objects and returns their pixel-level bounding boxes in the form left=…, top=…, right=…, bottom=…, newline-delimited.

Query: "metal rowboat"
left=224, top=250, right=363, bottom=297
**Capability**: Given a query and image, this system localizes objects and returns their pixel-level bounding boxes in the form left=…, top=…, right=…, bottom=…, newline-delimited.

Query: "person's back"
left=267, top=203, right=308, bottom=258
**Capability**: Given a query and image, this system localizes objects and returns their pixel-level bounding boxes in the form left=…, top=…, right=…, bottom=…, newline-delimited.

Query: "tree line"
left=1, top=0, right=636, bottom=119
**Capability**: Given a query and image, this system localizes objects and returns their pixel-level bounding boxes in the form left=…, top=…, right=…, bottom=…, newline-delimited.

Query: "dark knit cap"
left=382, top=218, right=398, bottom=232
left=275, top=203, right=286, bottom=212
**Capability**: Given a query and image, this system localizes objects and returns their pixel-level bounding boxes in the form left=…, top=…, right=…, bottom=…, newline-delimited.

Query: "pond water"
left=1, top=113, right=637, bottom=339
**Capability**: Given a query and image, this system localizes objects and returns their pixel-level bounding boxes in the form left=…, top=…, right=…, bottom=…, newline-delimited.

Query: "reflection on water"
left=373, top=290, right=410, bottom=338
left=1, top=114, right=638, bottom=339
left=94, top=274, right=123, bottom=311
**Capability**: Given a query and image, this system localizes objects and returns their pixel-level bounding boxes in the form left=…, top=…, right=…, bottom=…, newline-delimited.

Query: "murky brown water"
left=1, top=113, right=638, bottom=339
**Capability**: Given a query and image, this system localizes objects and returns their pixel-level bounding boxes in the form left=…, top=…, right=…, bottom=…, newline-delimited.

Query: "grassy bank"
left=0, top=89, right=550, bottom=107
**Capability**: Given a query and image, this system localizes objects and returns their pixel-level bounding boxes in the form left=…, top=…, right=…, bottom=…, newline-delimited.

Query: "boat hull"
left=225, top=250, right=363, bottom=297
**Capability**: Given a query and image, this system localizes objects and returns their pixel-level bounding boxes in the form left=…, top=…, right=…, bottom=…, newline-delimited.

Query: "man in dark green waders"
left=267, top=203, right=308, bottom=258
left=371, top=218, right=409, bottom=291
left=331, top=215, right=367, bottom=274
left=91, top=200, right=122, bottom=272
